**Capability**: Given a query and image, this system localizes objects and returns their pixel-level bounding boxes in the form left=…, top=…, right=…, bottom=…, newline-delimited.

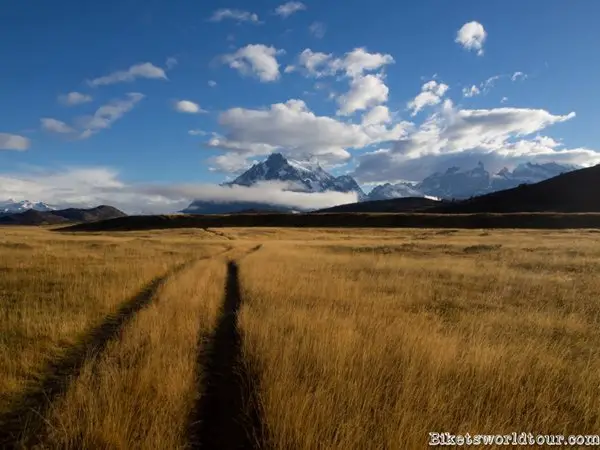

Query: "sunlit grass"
left=238, top=230, right=600, bottom=449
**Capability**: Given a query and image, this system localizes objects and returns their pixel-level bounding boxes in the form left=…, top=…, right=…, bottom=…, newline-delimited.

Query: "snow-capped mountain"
left=0, top=199, right=55, bottom=214
left=416, top=162, right=577, bottom=199
left=227, top=153, right=367, bottom=199
left=418, top=162, right=492, bottom=199
left=367, top=182, right=424, bottom=201
left=182, top=153, right=366, bottom=214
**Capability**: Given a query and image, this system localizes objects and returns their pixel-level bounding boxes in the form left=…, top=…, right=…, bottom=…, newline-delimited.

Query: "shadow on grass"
left=0, top=260, right=195, bottom=449
left=189, top=249, right=264, bottom=450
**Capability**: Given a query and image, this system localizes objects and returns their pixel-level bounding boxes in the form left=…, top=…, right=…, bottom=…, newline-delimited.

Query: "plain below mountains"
left=0, top=205, right=127, bottom=225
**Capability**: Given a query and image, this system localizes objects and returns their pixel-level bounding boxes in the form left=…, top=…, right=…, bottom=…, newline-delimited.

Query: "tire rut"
left=0, top=249, right=230, bottom=449
left=189, top=246, right=263, bottom=449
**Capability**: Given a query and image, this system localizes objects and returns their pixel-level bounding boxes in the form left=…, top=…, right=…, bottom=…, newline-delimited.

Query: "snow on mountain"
left=182, top=153, right=578, bottom=214
left=0, top=199, right=55, bottom=214
left=367, top=182, right=424, bottom=201
left=228, top=153, right=367, bottom=199
left=417, top=162, right=577, bottom=199
left=182, top=153, right=366, bottom=214
left=418, top=161, right=492, bottom=199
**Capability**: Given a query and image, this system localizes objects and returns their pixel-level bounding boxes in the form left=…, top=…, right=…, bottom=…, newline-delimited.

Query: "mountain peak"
left=224, top=152, right=366, bottom=197
left=0, top=199, right=55, bottom=214
left=265, top=152, right=287, bottom=166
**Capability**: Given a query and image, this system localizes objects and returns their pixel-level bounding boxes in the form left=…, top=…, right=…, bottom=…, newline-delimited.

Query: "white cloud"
left=173, top=100, right=205, bottom=114
left=291, top=47, right=394, bottom=79
left=462, top=85, right=481, bottom=98
left=222, top=44, right=284, bottom=82
left=188, top=129, right=207, bottom=136
left=165, top=57, right=178, bottom=70
left=206, top=99, right=410, bottom=171
left=209, top=9, right=260, bottom=23
left=333, top=47, right=394, bottom=78
left=482, top=75, right=501, bottom=90
left=512, top=71, right=528, bottom=81
left=0, top=133, right=30, bottom=151
left=362, top=105, right=391, bottom=127
left=77, top=93, right=145, bottom=139
left=456, top=21, right=487, bottom=56
left=0, top=167, right=354, bottom=214
left=309, top=22, right=326, bottom=39
left=501, top=96, right=508, bottom=104
left=407, top=80, right=449, bottom=116
left=353, top=102, right=589, bottom=183
left=208, top=80, right=217, bottom=87
left=41, top=118, right=75, bottom=134
left=275, top=2, right=306, bottom=18
left=58, top=92, right=93, bottom=106
left=295, top=49, right=333, bottom=77
left=337, top=74, right=389, bottom=115
left=87, top=63, right=167, bottom=87
left=463, top=74, right=508, bottom=98
left=208, top=153, right=263, bottom=173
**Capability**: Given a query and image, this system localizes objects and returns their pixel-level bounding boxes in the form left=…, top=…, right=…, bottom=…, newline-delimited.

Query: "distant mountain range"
left=414, top=161, right=577, bottom=200
left=428, top=163, right=600, bottom=214
left=0, top=199, right=55, bottom=214
left=0, top=205, right=126, bottom=225
left=1, top=155, right=579, bottom=217
left=182, top=153, right=578, bottom=214
left=62, top=162, right=600, bottom=233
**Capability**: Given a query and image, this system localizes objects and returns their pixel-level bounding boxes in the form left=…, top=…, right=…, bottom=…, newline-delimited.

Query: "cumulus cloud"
left=362, top=105, right=391, bottom=126
left=309, top=22, right=326, bottom=39
left=0, top=133, right=30, bottom=151
left=208, top=80, right=217, bottom=87
left=209, top=9, right=260, bottom=23
left=456, top=21, right=487, bottom=56
left=87, top=63, right=167, bottom=87
left=294, top=49, right=333, bottom=77
left=275, top=2, right=306, bottom=18
left=407, top=80, right=449, bottom=116
left=188, top=129, right=207, bottom=136
left=77, top=93, right=145, bottom=139
left=41, top=118, right=75, bottom=134
left=173, top=100, right=206, bottom=114
left=337, top=74, right=389, bottom=115
left=0, top=167, right=354, bottom=214
left=222, top=44, right=284, bottom=82
left=334, top=47, right=394, bottom=78
left=58, top=92, right=93, bottom=106
left=205, top=99, right=410, bottom=171
left=462, top=85, right=481, bottom=98
left=353, top=102, right=592, bottom=182
left=290, top=47, right=394, bottom=80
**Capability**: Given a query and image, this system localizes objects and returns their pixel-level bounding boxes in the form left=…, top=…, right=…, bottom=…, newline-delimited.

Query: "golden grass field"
left=1, top=226, right=599, bottom=449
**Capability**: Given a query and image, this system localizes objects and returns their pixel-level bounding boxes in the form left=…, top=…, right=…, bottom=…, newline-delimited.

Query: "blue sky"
left=1, top=0, right=599, bottom=212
